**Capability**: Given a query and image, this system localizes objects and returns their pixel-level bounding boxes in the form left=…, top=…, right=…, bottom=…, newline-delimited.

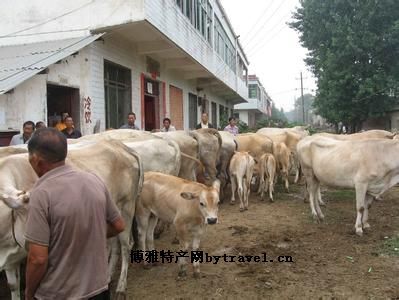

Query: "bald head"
left=28, top=128, right=67, bottom=163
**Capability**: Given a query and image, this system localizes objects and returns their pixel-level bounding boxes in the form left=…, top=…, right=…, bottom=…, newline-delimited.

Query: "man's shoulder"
left=119, top=124, right=128, bottom=129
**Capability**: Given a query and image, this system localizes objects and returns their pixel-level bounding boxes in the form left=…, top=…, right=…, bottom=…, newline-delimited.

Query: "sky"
left=220, top=0, right=317, bottom=112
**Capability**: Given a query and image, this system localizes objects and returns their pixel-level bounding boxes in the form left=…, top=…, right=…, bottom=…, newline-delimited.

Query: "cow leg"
left=175, top=224, right=190, bottom=278
left=115, top=206, right=136, bottom=300
left=283, top=170, right=289, bottom=193
left=317, top=187, right=326, bottom=206
left=268, top=177, right=274, bottom=202
left=146, top=215, right=158, bottom=252
left=108, top=237, right=119, bottom=282
left=313, top=181, right=324, bottom=220
left=354, top=183, right=367, bottom=236
left=192, top=228, right=203, bottom=278
left=238, top=179, right=245, bottom=212
left=230, top=175, right=236, bottom=204
left=362, top=194, right=374, bottom=230
left=305, top=172, right=321, bottom=221
left=5, top=266, right=20, bottom=300
left=244, top=178, right=250, bottom=210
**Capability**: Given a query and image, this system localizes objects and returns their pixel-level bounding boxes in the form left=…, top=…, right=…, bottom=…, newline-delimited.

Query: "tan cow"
left=257, top=128, right=305, bottom=183
left=273, top=142, right=291, bottom=192
left=297, top=136, right=399, bottom=236
left=135, top=171, right=220, bottom=278
left=229, top=151, right=256, bottom=211
left=235, top=133, right=273, bottom=160
left=0, top=140, right=143, bottom=299
left=256, top=153, right=276, bottom=201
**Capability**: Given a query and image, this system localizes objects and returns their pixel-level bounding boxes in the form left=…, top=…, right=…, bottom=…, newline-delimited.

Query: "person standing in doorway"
left=120, top=112, right=140, bottom=130
left=24, top=128, right=125, bottom=299
left=196, top=112, right=214, bottom=129
left=9, top=121, right=35, bottom=145
left=35, top=121, right=46, bottom=129
left=61, top=116, right=82, bottom=139
left=55, top=113, right=69, bottom=131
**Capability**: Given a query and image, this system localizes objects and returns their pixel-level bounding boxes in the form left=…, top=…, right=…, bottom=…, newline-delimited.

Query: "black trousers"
left=88, top=290, right=110, bottom=300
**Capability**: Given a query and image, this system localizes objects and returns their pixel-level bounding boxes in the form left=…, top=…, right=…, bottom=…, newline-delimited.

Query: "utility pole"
left=300, top=72, right=305, bottom=124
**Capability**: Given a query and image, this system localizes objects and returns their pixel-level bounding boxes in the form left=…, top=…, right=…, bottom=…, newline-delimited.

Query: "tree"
left=290, top=0, right=399, bottom=132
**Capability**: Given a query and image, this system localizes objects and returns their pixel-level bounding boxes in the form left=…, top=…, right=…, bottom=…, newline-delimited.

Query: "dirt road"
left=126, top=184, right=399, bottom=299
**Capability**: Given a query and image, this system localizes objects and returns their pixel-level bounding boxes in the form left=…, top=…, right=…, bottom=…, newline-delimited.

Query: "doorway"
left=47, top=84, right=80, bottom=129
left=143, top=78, right=160, bottom=131
left=169, top=85, right=183, bottom=130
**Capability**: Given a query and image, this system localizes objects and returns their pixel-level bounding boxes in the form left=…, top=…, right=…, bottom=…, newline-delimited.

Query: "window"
left=176, top=0, right=213, bottom=45
left=214, top=15, right=236, bottom=73
left=189, top=93, right=198, bottom=129
left=249, top=84, right=258, bottom=99
left=104, top=60, right=132, bottom=129
left=211, top=102, right=217, bottom=126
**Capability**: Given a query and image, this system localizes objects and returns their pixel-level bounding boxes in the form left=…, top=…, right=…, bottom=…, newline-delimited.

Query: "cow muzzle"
left=207, top=217, right=218, bottom=225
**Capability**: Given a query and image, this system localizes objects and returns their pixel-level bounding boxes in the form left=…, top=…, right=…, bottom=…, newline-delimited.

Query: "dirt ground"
left=2, top=182, right=399, bottom=299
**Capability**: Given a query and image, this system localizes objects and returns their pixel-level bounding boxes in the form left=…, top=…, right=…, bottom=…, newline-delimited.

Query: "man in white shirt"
left=160, top=118, right=176, bottom=132
left=9, top=121, right=35, bottom=145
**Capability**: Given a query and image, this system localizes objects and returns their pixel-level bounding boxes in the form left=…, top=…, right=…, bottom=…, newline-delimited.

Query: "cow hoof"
left=355, top=230, right=363, bottom=237
left=363, top=223, right=371, bottom=230
left=230, top=201, right=235, bottom=205
left=245, top=207, right=248, bottom=211
left=269, top=198, right=274, bottom=203
left=239, top=208, right=245, bottom=212
left=193, top=272, right=201, bottom=279
left=115, top=292, right=127, bottom=300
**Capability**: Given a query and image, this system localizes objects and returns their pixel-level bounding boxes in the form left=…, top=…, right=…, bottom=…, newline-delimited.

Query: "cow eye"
left=200, top=202, right=205, bottom=207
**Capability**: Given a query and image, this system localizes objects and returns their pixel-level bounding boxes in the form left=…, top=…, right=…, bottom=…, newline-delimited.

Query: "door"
left=169, top=85, right=184, bottom=130
left=144, top=95, right=156, bottom=131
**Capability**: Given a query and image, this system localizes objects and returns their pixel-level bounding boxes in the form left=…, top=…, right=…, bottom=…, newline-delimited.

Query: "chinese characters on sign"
left=83, top=96, right=92, bottom=124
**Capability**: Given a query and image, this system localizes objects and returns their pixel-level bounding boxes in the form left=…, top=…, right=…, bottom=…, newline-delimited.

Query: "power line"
left=243, top=0, right=289, bottom=48
left=248, top=23, right=288, bottom=57
left=0, top=0, right=96, bottom=38
left=241, top=0, right=276, bottom=42
left=245, top=12, right=291, bottom=54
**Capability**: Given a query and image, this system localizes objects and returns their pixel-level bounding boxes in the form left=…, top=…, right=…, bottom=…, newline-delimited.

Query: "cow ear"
left=180, top=192, right=199, bottom=200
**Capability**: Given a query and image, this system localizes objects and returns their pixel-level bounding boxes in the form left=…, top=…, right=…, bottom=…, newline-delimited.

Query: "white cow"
left=297, top=136, right=399, bottom=236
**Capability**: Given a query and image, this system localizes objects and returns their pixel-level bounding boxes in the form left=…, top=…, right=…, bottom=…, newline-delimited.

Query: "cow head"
left=180, top=180, right=220, bottom=225
left=0, top=190, right=30, bottom=210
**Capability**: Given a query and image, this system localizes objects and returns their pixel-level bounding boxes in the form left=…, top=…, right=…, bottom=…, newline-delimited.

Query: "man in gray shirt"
left=25, top=128, right=125, bottom=300
left=119, top=112, right=140, bottom=129
left=9, top=121, right=35, bottom=145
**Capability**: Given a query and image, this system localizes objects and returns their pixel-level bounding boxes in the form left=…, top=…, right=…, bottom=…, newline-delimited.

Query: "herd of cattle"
left=1, top=127, right=398, bottom=299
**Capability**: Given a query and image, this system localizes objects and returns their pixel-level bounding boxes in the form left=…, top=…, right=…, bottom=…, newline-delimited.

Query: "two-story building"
left=234, top=74, right=271, bottom=128
left=0, top=0, right=249, bottom=142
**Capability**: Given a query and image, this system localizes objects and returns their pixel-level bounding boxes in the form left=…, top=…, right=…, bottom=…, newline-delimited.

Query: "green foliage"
left=290, top=0, right=399, bottom=132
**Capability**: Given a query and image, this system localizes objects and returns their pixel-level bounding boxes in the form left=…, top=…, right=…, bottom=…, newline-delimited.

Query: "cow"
left=216, top=131, right=236, bottom=201
left=0, top=139, right=143, bottom=299
left=154, top=131, right=199, bottom=181
left=256, top=153, right=276, bottom=201
left=0, top=145, right=28, bottom=159
left=235, top=133, right=273, bottom=160
left=257, top=128, right=305, bottom=183
left=135, top=171, right=220, bottom=278
left=273, top=142, right=291, bottom=192
left=314, top=129, right=395, bottom=140
left=189, top=128, right=222, bottom=185
left=297, top=136, right=399, bottom=236
left=229, top=151, right=256, bottom=212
